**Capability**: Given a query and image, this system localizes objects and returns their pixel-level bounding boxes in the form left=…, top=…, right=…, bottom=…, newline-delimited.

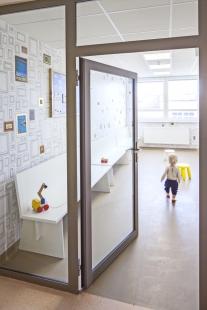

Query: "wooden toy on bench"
left=32, top=183, right=49, bottom=213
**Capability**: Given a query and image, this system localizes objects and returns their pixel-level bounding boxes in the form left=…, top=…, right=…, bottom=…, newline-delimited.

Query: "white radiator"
left=144, top=127, right=190, bottom=145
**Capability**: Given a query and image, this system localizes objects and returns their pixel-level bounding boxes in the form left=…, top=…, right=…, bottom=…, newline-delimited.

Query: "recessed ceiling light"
left=143, top=53, right=171, bottom=61
left=149, top=64, right=171, bottom=70
left=153, top=71, right=170, bottom=75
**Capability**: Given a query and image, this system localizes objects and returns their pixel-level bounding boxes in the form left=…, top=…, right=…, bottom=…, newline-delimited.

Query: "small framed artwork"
left=40, top=145, right=44, bottom=154
left=43, top=54, right=51, bottom=65
left=16, top=114, right=27, bottom=135
left=15, top=56, right=28, bottom=82
left=29, top=109, right=35, bottom=121
left=49, top=69, right=66, bottom=117
left=39, top=98, right=44, bottom=106
left=21, top=46, right=28, bottom=54
left=4, top=121, right=14, bottom=132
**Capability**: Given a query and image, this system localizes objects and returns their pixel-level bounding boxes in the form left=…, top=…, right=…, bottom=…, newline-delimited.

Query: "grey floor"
left=86, top=148, right=199, bottom=310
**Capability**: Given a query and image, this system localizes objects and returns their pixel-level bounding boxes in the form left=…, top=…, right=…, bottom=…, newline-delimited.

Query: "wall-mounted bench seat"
left=15, top=153, right=67, bottom=258
left=16, top=152, right=114, bottom=257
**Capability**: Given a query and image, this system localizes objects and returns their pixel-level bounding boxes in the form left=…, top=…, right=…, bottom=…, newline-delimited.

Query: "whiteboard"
left=144, top=127, right=190, bottom=145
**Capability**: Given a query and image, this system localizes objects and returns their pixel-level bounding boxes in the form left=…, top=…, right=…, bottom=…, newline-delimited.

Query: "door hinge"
left=76, top=70, right=80, bottom=86
left=78, top=258, right=81, bottom=276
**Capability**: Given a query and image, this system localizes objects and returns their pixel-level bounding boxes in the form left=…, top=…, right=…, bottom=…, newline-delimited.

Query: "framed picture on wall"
left=4, top=121, right=14, bottom=132
left=16, top=114, right=27, bottom=135
left=29, top=109, right=35, bottom=121
left=15, top=56, right=28, bottom=82
left=49, top=69, right=66, bottom=117
left=43, top=54, right=51, bottom=65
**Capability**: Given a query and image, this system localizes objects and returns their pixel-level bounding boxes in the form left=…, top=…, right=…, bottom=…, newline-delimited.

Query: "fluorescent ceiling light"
left=149, top=64, right=171, bottom=69
left=143, top=53, right=171, bottom=61
left=153, top=71, right=170, bottom=75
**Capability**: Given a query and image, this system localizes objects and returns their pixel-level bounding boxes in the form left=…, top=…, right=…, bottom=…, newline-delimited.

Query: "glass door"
left=80, top=58, right=138, bottom=287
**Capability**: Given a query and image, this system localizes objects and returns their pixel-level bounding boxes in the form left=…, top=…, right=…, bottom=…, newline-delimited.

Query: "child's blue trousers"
left=164, top=179, right=178, bottom=195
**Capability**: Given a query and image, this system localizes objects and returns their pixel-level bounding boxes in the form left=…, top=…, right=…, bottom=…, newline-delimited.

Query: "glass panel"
left=0, top=6, right=68, bottom=284
left=168, top=80, right=198, bottom=109
left=138, top=81, right=163, bottom=109
left=76, top=0, right=198, bottom=46
left=138, top=111, right=163, bottom=118
left=90, top=70, right=134, bottom=269
left=169, top=111, right=198, bottom=119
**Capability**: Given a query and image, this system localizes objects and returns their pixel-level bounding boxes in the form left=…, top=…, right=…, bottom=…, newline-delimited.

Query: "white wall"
left=0, top=17, right=66, bottom=255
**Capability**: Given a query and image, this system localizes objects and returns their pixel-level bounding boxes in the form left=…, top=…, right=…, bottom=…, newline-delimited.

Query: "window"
left=138, top=77, right=198, bottom=121
left=138, top=81, right=164, bottom=119
left=168, top=79, right=198, bottom=119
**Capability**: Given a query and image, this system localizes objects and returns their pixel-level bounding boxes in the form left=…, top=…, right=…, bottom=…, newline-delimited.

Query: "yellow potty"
left=176, top=163, right=192, bottom=181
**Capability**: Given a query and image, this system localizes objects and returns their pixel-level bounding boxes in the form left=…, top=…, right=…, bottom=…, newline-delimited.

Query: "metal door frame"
left=80, top=58, right=138, bottom=287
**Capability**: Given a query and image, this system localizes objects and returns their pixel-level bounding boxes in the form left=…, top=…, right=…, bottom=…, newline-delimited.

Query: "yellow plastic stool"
left=176, top=163, right=192, bottom=181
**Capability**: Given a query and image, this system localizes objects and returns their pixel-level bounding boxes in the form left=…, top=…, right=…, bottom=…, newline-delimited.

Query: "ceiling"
left=0, top=0, right=199, bottom=77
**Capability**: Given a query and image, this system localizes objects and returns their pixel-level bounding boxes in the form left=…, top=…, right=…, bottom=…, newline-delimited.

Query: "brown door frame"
left=80, top=58, right=138, bottom=287
left=0, top=1, right=206, bottom=308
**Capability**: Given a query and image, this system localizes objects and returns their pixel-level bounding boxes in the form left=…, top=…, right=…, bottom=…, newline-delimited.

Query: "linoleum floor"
left=86, top=148, right=199, bottom=310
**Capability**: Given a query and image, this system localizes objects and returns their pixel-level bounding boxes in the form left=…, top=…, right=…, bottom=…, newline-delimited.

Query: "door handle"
left=127, top=147, right=141, bottom=153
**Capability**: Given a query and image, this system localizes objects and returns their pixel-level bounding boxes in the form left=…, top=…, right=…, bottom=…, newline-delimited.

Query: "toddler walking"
left=161, top=153, right=181, bottom=205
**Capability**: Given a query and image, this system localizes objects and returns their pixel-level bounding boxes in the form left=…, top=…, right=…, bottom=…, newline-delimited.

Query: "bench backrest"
left=91, top=133, right=117, bottom=163
left=15, top=153, right=67, bottom=217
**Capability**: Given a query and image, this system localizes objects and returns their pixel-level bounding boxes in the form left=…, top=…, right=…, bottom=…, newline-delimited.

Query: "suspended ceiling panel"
left=172, top=2, right=198, bottom=29
left=122, top=30, right=169, bottom=41
left=108, top=6, right=170, bottom=34
left=77, top=14, right=118, bottom=38
left=98, top=0, right=170, bottom=11
left=76, top=1, right=102, bottom=16
left=78, top=35, right=121, bottom=46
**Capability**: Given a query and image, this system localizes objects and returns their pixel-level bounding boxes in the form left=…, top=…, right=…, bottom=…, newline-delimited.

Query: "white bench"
left=15, top=153, right=67, bottom=258
left=15, top=152, right=114, bottom=257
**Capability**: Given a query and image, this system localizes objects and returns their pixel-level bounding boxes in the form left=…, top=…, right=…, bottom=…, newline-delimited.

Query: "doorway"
left=81, top=49, right=199, bottom=310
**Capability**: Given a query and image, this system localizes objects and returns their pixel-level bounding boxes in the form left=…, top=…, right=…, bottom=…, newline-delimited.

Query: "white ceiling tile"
left=115, top=53, right=146, bottom=66
left=77, top=15, right=118, bottom=39
left=172, top=48, right=197, bottom=58
left=46, top=40, right=65, bottom=49
left=99, top=0, right=170, bottom=12
left=172, top=58, right=196, bottom=65
left=109, top=7, right=170, bottom=34
left=172, top=2, right=198, bottom=29
left=173, top=0, right=197, bottom=3
left=40, top=6, right=65, bottom=19
left=16, top=20, right=65, bottom=42
left=1, top=11, right=47, bottom=24
left=172, top=27, right=198, bottom=37
left=172, top=63, right=193, bottom=70
left=76, top=2, right=103, bottom=16
left=122, top=30, right=169, bottom=41
left=77, top=35, right=121, bottom=46
left=51, top=19, right=65, bottom=30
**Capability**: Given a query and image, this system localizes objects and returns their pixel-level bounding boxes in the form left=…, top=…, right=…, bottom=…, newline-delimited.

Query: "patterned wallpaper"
left=90, top=71, right=133, bottom=142
left=138, top=122, right=199, bottom=149
left=0, top=18, right=66, bottom=256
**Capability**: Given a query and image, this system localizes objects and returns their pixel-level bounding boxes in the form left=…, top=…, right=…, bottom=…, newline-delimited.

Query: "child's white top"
left=161, top=165, right=181, bottom=183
